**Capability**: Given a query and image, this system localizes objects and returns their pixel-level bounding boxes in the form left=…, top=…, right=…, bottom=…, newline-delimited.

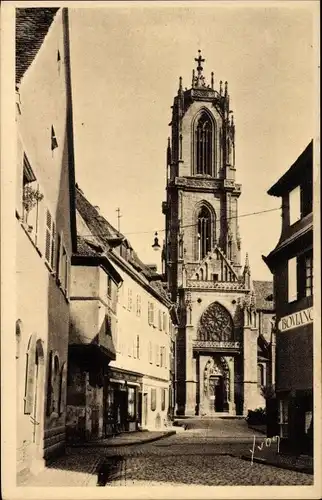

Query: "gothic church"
left=162, top=52, right=274, bottom=416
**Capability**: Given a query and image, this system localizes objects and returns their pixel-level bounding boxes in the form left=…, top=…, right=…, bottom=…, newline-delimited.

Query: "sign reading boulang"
left=278, top=307, right=313, bottom=332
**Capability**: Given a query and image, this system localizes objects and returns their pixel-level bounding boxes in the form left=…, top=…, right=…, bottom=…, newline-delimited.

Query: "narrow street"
left=99, top=420, right=313, bottom=487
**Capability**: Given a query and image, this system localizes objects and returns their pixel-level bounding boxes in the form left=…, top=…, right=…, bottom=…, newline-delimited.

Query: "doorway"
left=209, top=375, right=224, bottom=412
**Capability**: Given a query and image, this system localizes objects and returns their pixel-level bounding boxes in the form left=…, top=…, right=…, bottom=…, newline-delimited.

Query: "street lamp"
left=152, top=232, right=161, bottom=251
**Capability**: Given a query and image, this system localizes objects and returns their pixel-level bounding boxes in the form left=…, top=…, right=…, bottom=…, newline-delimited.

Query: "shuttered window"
left=45, top=209, right=56, bottom=270
left=57, top=233, right=70, bottom=297
left=148, top=341, right=152, bottom=364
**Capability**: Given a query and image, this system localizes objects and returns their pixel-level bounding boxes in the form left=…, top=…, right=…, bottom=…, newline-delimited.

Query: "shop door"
left=137, top=392, right=142, bottom=427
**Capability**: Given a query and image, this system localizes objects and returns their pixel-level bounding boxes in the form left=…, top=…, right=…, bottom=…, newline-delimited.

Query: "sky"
left=67, top=1, right=316, bottom=280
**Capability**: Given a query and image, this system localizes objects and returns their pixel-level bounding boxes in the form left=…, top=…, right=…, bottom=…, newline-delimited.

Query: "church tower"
left=162, top=52, right=262, bottom=417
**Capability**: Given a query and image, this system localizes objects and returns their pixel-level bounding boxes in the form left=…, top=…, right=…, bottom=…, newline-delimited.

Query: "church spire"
left=243, top=253, right=252, bottom=289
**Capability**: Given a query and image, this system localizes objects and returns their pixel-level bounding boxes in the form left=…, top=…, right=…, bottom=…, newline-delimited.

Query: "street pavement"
left=20, top=419, right=314, bottom=488
left=101, top=420, right=314, bottom=487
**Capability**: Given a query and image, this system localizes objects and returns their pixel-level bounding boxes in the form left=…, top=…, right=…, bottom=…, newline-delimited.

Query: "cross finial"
left=195, top=50, right=205, bottom=77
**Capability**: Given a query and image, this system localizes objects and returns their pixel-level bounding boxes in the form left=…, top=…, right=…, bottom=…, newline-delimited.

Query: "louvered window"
left=45, top=209, right=56, bottom=270
left=148, top=341, right=152, bottom=363
left=56, top=233, right=69, bottom=297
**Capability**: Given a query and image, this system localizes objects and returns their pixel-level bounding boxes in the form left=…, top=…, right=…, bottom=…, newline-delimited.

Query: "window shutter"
left=46, top=350, right=53, bottom=416
left=51, top=222, right=56, bottom=270
left=59, top=361, right=67, bottom=415
left=56, top=233, right=62, bottom=281
left=24, top=335, right=36, bottom=414
left=288, top=257, right=297, bottom=302
left=45, top=210, right=52, bottom=264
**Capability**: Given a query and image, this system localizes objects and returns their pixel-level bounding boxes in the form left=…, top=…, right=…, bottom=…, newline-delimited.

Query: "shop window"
left=151, top=388, right=157, bottom=412
left=128, top=387, right=136, bottom=419
left=279, top=398, right=289, bottom=438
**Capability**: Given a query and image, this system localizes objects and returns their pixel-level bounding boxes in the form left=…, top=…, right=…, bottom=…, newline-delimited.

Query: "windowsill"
left=19, top=220, right=43, bottom=258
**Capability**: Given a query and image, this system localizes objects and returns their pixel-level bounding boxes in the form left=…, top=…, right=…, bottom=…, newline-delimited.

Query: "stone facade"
left=163, top=53, right=274, bottom=417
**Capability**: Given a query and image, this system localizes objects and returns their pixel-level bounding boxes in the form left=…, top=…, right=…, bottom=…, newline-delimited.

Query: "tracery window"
left=197, top=206, right=212, bottom=260
left=195, top=113, right=213, bottom=176
left=197, top=302, right=234, bottom=342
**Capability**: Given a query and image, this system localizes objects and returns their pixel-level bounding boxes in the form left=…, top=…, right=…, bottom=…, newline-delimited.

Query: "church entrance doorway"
left=201, top=355, right=231, bottom=415
left=209, top=375, right=225, bottom=412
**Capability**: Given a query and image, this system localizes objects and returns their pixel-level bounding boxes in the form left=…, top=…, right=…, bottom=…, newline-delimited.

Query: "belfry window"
left=197, top=206, right=212, bottom=260
left=195, top=113, right=213, bottom=176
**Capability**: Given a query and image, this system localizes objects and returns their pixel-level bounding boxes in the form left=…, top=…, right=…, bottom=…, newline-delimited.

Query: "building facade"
left=15, top=8, right=77, bottom=479
left=66, top=230, right=123, bottom=442
left=75, top=187, right=177, bottom=432
left=263, top=141, right=313, bottom=454
left=162, top=52, right=274, bottom=417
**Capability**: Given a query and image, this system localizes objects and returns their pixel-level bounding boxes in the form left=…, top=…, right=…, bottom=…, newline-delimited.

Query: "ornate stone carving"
left=193, top=340, right=241, bottom=349
left=175, top=177, right=222, bottom=191
left=187, top=280, right=245, bottom=290
left=197, top=302, right=234, bottom=342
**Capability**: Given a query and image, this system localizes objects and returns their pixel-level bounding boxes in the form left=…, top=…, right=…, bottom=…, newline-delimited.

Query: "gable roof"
left=75, top=186, right=171, bottom=305
left=253, top=280, right=274, bottom=311
left=16, top=8, right=59, bottom=85
left=267, top=140, right=313, bottom=197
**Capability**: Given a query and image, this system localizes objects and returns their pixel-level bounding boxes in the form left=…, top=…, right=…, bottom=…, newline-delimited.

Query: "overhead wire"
left=78, top=206, right=281, bottom=238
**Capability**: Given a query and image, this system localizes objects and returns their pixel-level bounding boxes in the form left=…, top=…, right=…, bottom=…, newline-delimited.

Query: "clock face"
left=197, top=302, right=234, bottom=342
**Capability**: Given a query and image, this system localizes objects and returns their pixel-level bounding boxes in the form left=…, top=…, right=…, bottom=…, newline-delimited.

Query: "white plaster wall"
left=109, top=259, right=171, bottom=384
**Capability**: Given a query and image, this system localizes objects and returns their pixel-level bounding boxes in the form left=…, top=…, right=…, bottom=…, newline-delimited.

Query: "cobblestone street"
left=101, top=430, right=313, bottom=487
